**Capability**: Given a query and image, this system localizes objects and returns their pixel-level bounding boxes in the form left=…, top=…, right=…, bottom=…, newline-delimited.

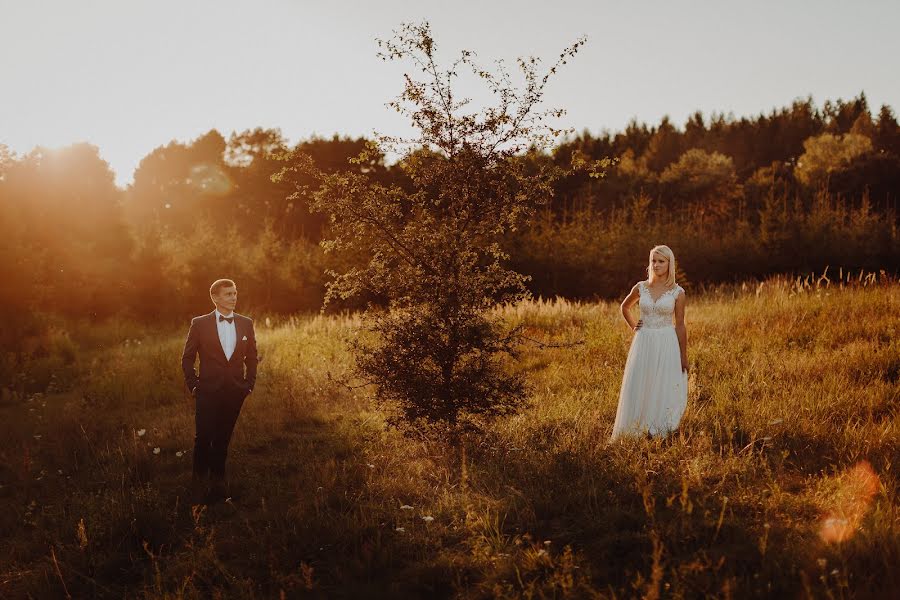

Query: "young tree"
left=660, top=148, right=742, bottom=222
left=279, top=22, right=600, bottom=439
left=795, top=132, right=873, bottom=188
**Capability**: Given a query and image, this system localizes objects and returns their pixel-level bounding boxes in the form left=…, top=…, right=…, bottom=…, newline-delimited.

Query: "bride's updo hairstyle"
left=647, top=245, right=676, bottom=287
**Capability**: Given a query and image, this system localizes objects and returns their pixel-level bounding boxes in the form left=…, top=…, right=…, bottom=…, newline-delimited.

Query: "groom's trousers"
left=192, top=382, right=247, bottom=482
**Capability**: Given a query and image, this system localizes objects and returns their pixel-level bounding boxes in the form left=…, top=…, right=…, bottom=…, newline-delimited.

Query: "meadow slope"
left=1, top=275, right=898, bottom=598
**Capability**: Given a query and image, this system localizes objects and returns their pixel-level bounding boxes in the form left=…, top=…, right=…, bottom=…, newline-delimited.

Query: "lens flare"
left=818, top=461, right=879, bottom=544
left=187, top=163, right=232, bottom=196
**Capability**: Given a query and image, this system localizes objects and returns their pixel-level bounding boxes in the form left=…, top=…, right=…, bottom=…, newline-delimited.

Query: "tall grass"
left=1, top=273, right=897, bottom=598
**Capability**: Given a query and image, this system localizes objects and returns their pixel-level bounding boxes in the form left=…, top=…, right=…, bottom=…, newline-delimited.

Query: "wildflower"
left=137, top=429, right=146, bottom=437
left=175, top=451, right=183, bottom=457
left=57, top=470, right=63, bottom=475
left=421, top=516, right=434, bottom=522
left=395, top=527, right=405, bottom=532
left=400, top=504, right=413, bottom=510
left=152, top=447, right=161, bottom=455
left=366, top=463, right=375, bottom=469
left=831, top=569, right=839, bottom=575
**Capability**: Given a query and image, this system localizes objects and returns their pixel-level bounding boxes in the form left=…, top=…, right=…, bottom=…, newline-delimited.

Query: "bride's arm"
left=674, top=291, right=688, bottom=372
left=620, top=284, right=641, bottom=331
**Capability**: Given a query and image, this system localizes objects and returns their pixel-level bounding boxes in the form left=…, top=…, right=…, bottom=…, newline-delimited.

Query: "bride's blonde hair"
left=647, top=245, right=676, bottom=287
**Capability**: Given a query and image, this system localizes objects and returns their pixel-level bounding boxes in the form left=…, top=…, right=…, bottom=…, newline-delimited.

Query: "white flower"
left=366, top=463, right=375, bottom=469
left=57, top=470, right=63, bottom=475
left=831, top=569, right=839, bottom=575
left=400, top=504, right=413, bottom=510
left=395, top=527, right=405, bottom=532
left=421, top=516, right=434, bottom=522
left=137, top=429, right=146, bottom=437
left=152, top=447, right=161, bottom=455
left=175, top=451, right=183, bottom=457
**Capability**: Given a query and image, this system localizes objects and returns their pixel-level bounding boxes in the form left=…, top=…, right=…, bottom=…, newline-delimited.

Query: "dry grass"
left=1, top=274, right=897, bottom=598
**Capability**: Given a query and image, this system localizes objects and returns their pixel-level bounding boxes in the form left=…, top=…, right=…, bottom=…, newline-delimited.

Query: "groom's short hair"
left=210, top=278, right=236, bottom=296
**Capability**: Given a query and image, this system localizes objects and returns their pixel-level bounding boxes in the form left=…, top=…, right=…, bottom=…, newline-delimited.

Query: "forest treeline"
left=1, top=93, right=898, bottom=349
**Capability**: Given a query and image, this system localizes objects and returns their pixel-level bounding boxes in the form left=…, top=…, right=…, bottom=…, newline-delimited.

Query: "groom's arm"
left=245, top=319, right=259, bottom=392
left=181, top=319, right=201, bottom=393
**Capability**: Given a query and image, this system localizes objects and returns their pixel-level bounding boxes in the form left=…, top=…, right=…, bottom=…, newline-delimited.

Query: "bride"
left=610, top=245, right=688, bottom=440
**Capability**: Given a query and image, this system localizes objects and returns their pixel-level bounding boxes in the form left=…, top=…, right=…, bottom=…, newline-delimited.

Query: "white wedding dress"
left=610, top=281, right=688, bottom=440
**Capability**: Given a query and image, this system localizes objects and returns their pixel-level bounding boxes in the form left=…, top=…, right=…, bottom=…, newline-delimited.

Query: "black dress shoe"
left=206, top=482, right=227, bottom=504
left=189, top=480, right=209, bottom=504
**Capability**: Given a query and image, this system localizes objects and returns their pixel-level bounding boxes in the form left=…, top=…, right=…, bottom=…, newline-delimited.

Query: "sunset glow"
left=2, top=0, right=899, bottom=185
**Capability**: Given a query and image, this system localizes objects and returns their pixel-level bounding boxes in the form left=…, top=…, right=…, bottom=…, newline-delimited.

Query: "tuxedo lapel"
left=229, top=317, right=244, bottom=364
left=207, top=311, right=229, bottom=364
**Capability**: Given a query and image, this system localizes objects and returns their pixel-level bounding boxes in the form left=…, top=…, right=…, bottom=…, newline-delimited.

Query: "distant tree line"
left=1, top=93, right=898, bottom=354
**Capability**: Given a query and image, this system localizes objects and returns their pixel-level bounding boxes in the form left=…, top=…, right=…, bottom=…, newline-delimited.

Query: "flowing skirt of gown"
left=610, top=325, right=687, bottom=439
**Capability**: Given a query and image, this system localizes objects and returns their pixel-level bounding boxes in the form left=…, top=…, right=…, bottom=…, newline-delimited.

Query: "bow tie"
left=219, top=314, right=234, bottom=324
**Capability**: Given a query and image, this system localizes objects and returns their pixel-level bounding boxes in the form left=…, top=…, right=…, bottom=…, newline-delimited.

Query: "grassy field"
left=1, top=274, right=898, bottom=598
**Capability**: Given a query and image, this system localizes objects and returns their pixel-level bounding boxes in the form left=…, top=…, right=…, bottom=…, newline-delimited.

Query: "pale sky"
left=2, top=0, right=898, bottom=186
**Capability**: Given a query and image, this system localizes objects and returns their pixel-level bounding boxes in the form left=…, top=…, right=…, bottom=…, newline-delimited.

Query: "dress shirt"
left=215, top=309, right=237, bottom=360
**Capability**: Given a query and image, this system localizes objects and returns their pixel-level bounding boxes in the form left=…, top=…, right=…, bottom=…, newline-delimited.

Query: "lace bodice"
left=638, top=281, right=684, bottom=329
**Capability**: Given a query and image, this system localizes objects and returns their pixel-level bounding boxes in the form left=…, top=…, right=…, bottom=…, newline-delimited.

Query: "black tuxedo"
left=181, top=310, right=258, bottom=394
left=181, top=310, right=259, bottom=485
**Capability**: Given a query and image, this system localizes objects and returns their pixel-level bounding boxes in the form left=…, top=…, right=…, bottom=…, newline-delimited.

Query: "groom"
left=181, top=278, right=258, bottom=502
